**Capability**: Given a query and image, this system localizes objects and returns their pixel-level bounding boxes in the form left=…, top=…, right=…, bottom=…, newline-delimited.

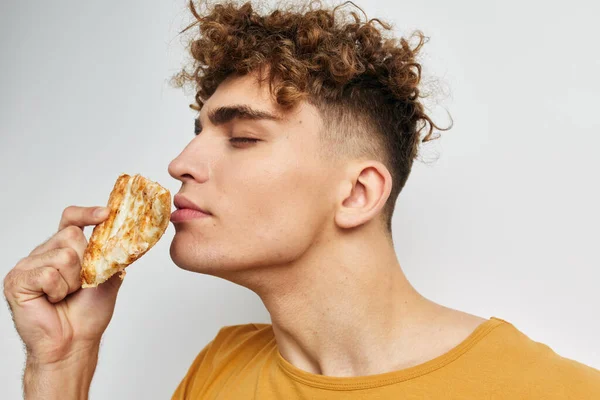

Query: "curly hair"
left=170, top=0, right=451, bottom=235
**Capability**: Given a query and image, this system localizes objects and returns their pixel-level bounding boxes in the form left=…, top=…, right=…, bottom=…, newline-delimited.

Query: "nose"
left=168, top=138, right=211, bottom=184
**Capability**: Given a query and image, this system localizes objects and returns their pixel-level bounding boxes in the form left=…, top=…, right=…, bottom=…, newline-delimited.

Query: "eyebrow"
left=195, top=105, right=282, bottom=130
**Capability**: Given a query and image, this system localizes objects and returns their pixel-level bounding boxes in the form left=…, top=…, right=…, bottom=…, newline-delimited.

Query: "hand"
left=3, top=206, right=124, bottom=365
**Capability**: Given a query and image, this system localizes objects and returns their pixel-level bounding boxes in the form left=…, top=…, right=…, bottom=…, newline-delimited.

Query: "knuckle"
left=62, top=205, right=76, bottom=219
left=62, top=225, right=82, bottom=241
left=47, top=282, right=68, bottom=303
left=58, top=248, right=79, bottom=266
left=3, top=269, right=16, bottom=295
left=49, top=287, right=68, bottom=303
left=42, top=267, right=61, bottom=285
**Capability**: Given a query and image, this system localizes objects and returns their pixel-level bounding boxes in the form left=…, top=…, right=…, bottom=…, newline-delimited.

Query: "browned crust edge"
left=80, top=174, right=171, bottom=288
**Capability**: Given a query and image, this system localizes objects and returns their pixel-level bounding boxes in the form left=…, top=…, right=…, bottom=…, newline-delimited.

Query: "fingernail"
left=94, top=207, right=109, bottom=218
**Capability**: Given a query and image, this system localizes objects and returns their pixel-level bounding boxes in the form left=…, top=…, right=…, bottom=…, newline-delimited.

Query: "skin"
left=4, top=206, right=121, bottom=399
left=4, top=69, right=487, bottom=400
left=168, top=70, right=488, bottom=376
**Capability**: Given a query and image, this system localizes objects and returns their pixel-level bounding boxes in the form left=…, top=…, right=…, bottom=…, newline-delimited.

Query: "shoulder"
left=212, top=322, right=274, bottom=346
left=214, top=322, right=273, bottom=338
left=180, top=322, right=274, bottom=372
left=528, top=346, right=600, bottom=397
left=171, top=323, right=275, bottom=399
left=482, top=317, right=600, bottom=397
left=212, top=323, right=274, bottom=345
left=208, top=323, right=275, bottom=363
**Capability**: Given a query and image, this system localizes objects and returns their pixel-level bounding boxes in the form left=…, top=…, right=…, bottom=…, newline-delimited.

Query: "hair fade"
left=171, top=0, right=452, bottom=235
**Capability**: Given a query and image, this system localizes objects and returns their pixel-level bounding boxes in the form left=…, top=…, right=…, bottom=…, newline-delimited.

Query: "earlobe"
left=334, top=162, right=392, bottom=230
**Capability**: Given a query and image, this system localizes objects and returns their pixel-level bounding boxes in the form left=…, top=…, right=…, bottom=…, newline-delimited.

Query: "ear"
left=334, top=161, right=392, bottom=230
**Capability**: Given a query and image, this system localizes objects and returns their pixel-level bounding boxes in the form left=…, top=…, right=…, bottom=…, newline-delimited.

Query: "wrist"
left=24, top=344, right=100, bottom=400
left=27, top=339, right=101, bottom=367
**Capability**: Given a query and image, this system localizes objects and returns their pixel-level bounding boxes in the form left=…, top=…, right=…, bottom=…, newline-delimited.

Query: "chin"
left=169, top=234, right=205, bottom=273
left=169, top=234, right=238, bottom=277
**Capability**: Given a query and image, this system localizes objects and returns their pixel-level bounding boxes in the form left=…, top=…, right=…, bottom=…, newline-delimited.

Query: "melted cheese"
left=82, top=173, right=170, bottom=287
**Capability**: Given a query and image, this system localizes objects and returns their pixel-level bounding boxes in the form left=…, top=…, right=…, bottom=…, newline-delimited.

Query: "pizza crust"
left=81, top=173, right=171, bottom=288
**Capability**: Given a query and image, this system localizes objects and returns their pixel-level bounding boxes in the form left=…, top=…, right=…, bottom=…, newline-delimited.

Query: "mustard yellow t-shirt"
left=172, top=317, right=600, bottom=399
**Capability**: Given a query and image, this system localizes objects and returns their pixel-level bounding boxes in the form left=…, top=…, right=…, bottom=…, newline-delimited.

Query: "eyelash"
left=194, top=127, right=259, bottom=146
left=229, top=138, right=259, bottom=144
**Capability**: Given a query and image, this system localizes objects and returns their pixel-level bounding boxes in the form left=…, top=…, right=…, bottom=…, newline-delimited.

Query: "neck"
left=246, top=224, right=445, bottom=377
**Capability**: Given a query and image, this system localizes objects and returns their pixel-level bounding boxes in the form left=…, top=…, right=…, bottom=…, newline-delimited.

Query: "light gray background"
left=1, top=0, right=599, bottom=398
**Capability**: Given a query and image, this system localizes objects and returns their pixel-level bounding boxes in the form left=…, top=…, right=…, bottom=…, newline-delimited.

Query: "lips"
left=173, top=194, right=211, bottom=215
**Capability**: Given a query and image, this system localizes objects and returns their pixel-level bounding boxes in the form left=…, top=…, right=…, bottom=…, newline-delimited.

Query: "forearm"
left=23, top=347, right=99, bottom=400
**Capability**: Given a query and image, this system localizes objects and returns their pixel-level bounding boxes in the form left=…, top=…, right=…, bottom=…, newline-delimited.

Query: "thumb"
left=98, top=271, right=126, bottom=294
left=90, top=272, right=125, bottom=300
left=74, top=272, right=125, bottom=312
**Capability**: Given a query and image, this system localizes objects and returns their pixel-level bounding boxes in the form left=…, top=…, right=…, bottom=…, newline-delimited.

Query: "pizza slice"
left=81, top=173, right=171, bottom=288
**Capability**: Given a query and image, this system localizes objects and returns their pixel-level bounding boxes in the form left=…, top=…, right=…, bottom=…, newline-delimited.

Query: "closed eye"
left=230, top=138, right=259, bottom=143
left=229, top=138, right=260, bottom=148
left=194, top=119, right=259, bottom=146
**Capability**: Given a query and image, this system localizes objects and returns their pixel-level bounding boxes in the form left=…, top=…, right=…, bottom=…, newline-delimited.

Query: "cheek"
left=214, top=145, right=333, bottom=255
left=169, top=175, right=331, bottom=273
left=246, top=174, right=329, bottom=248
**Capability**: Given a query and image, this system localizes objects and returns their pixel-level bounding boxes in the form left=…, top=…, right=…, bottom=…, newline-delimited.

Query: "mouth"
left=173, top=194, right=212, bottom=215
left=170, top=208, right=211, bottom=223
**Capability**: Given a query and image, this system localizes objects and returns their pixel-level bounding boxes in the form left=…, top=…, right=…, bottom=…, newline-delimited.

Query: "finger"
left=58, top=205, right=110, bottom=232
left=16, top=248, right=82, bottom=295
left=29, top=225, right=88, bottom=260
left=29, top=206, right=106, bottom=255
left=7, top=266, right=70, bottom=304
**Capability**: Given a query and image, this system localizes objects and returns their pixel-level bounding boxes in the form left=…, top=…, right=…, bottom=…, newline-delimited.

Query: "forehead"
left=206, top=73, right=276, bottom=112
left=201, top=72, right=321, bottom=129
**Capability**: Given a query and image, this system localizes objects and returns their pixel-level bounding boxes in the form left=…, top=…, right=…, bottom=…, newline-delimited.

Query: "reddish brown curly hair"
left=171, top=0, right=451, bottom=235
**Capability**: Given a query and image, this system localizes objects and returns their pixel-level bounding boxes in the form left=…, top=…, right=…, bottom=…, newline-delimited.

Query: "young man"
left=4, top=1, right=600, bottom=399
